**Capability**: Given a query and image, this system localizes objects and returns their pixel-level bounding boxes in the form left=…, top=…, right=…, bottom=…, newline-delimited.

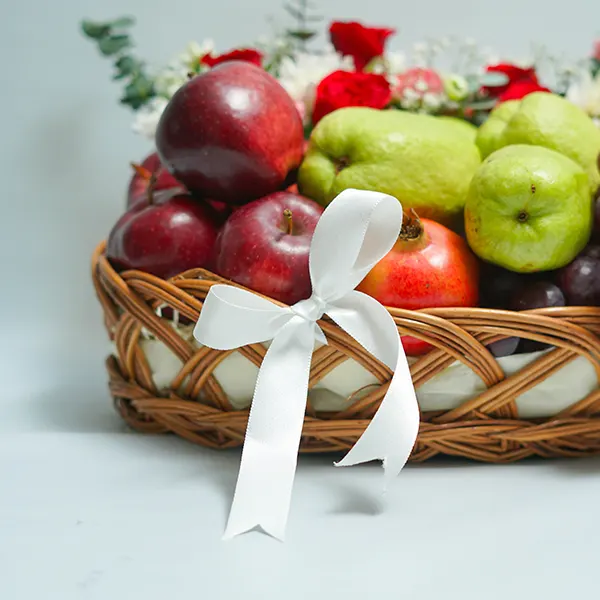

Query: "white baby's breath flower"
left=154, top=68, right=189, bottom=98
left=386, top=51, right=407, bottom=75
left=422, top=92, right=443, bottom=110
left=179, top=40, right=214, bottom=68
left=154, top=39, right=215, bottom=99
left=566, top=69, right=600, bottom=123
left=131, top=97, right=168, bottom=141
left=277, top=45, right=353, bottom=123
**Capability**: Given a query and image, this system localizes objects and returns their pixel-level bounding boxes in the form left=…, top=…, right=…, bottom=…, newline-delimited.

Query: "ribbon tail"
left=223, top=317, right=315, bottom=541
left=327, top=292, right=420, bottom=483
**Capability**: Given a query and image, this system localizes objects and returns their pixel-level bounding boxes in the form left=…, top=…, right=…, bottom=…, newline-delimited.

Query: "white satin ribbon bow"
left=194, top=188, right=420, bottom=540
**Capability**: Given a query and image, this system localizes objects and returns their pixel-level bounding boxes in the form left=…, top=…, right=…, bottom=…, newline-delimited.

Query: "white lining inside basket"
left=118, top=320, right=598, bottom=419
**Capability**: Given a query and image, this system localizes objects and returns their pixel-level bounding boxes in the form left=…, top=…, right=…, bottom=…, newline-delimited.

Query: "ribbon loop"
left=194, top=188, right=420, bottom=540
left=308, top=189, right=404, bottom=302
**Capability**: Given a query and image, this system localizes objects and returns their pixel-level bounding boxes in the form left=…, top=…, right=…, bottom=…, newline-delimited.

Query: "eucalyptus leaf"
left=98, top=35, right=131, bottom=56
left=286, top=29, right=316, bottom=41
left=80, top=20, right=110, bottom=39
left=120, top=77, right=155, bottom=109
left=108, top=16, right=135, bottom=29
left=465, top=74, right=482, bottom=94
left=464, top=98, right=498, bottom=111
left=478, top=71, right=510, bottom=88
left=115, top=55, right=139, bottom=74
left=284, top=4, right=304, bottom=20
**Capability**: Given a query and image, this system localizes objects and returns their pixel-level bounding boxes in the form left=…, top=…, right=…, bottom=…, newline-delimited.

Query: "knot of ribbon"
left=194, top=188, right=420, bottom=541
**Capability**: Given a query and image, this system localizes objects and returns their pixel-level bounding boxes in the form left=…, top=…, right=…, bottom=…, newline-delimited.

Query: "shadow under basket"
left=92, top=241, right=600, bottom=463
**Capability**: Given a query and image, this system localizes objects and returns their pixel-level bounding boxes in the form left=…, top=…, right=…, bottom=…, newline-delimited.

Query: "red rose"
left=482, top=62, right=550, bottom=103
left=200, top=48, right=263, bottom=68
left=329, top=21, right=395, bottom=71
left=484, top=63, right=540, bottom=96
left=498, top=80, right=551, bottom=102
left=312, top=70, right=392, bottom=124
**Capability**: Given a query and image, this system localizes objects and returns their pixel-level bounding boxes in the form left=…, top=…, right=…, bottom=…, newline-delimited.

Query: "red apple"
left=127, top=152, right=183, bottom=209
left=107, top=188, right=220, bottom=280
left=155, top=61, right=305, bottom=205
left=213, top=191, right=323, bottom=304
left=357, top=212, right=479, bottom=356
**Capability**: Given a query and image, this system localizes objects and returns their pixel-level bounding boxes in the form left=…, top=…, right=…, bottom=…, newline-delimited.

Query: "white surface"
left=4, top=0, right=600, bottom=598
left=2, top=333, right=600, bottom=599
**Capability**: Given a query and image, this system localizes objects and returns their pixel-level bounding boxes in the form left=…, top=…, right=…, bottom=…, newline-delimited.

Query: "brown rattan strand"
left=92, top=241, right=600, bottom=462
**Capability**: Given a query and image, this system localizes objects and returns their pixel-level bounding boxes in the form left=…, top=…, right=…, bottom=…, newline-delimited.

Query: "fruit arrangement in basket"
left=84, top=7, right=600, bottom=465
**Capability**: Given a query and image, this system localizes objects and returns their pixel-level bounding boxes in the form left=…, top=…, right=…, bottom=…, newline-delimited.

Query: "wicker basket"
left=92, top=240, right=600, bottom=462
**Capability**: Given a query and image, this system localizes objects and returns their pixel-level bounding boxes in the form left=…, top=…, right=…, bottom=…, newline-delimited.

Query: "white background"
left=2, top=1, right=600, bottom=598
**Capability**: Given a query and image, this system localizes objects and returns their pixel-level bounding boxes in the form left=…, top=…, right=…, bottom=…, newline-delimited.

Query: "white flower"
left=154, top=39, right=214, bottom=99
left=131, top=97, right=168, bottom=141
left=154, top=68, right=189, bottom=98
left=567, top=70, right=600, bottom=124
left=277, top=45, right=353, bottom=123
left=179, top=40, right=214, bottom=68
left=385, top=51, right=407, bottom=75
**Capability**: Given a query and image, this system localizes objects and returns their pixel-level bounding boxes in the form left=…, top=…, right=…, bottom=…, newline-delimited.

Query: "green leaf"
left=478, top=71, right=510, bottom=88
left=112, top=55, right=139, bottom=79
left=284, top=3, right=305, bottom=20
left=107, top=16, right=135, bottom=29
left=98, top=35, right=131, bottom=56
left=464, top=98, right=498, bottom=111
left=120, top=76, right=155, bottom=109
left=286, top=29, right=316, bottom=41
left=465, top=74, right=482, bottom=94
left=80, top=20, right=111, bottom=39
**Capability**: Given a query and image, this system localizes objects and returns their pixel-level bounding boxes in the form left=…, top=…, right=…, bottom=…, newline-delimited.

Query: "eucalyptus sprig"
left=80, top=16, right=155, bottom=110
left=283, top=0, right=322, bottom=51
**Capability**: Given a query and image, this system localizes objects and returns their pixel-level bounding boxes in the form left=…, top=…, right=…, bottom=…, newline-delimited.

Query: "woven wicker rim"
left=92, top=240, right=600, bottom=462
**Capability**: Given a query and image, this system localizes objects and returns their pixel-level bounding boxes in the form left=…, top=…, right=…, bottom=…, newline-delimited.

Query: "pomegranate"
left=357, top=211, right=479, bottom=356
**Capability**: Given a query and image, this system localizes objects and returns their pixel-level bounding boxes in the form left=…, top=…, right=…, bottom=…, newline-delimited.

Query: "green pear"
left=298, top=107, right=481, bottom=227
left=465, top=144, right=592, bottom=272
left=476, top=92, right=600, bottom=191
left=476, top=100, right=520, bottom=158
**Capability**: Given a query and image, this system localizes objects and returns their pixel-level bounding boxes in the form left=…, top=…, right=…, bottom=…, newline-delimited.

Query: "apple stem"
left=147, top=171, right=158, bottom=205
left=131, top=162, right=152, bottom=180
left=283, top=209, right=294, bottom=235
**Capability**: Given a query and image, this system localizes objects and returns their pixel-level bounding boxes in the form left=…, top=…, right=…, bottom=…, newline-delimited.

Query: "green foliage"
left=79, top=15, right=156, bottom=110
left=283, top=0, right=321, bottom=50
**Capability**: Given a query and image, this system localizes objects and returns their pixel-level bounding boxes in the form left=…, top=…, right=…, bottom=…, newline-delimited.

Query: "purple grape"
left=479, top=264, right=527, bottom=309
left=486, top=336, right=520, bottom=358
left=509, top=281, right=565, bottom=353
left=558, top=255, right=600, bottom=306
left=509, top=280, right=565, bottom=311
left=581, top=244, right=600, bottom=260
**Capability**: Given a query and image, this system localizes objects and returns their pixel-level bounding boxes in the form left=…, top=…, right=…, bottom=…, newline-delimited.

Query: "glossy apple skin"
left=155, top=61, right=305, bottom=205
left=107, top=189, right=220, bottom=280
left=127, top=152, right=183, bottom=208
left=357, top=218, right=479, bottom=356
left=213, top=191, right=323, bottom=305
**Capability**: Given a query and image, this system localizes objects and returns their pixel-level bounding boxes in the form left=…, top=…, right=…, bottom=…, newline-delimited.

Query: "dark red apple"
left=107, top=188, right=220, bottom=279
left=212, top=191, right=323, bottom=304
left=155, top=61, right=305, bottom=205
left=127, top=152, right=182, bottom=209
left=357, top=212, right=479, bottom=356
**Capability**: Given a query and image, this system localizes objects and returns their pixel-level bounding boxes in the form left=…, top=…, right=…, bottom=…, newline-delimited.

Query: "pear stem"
left=283, top=208, right=294, bottom=235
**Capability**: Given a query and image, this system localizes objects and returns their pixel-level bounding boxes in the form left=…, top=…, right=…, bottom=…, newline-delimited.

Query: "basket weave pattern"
left=92, top=241, right=600, bottom=462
